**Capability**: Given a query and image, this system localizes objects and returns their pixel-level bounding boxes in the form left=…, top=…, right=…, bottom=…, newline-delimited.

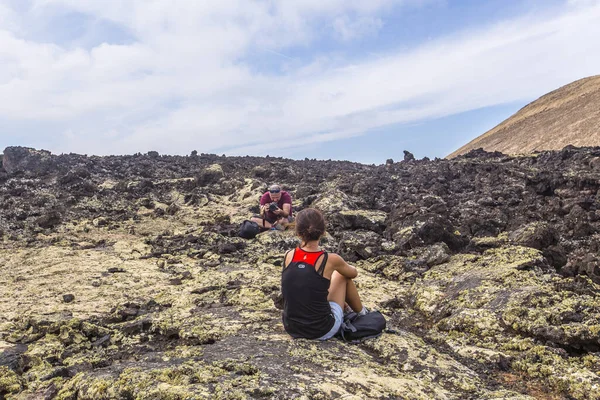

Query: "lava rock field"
left=1, top=145, right=600, bottom=399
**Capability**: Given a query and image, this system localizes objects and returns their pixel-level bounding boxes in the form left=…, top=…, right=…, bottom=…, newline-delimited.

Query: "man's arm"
left=275, top=192, right=292, bottom=217
left=278, top=203, right=291, bottom=217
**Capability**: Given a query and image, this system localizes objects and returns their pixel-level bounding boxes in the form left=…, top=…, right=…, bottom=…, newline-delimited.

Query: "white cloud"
left=568, top=0, right=600, bottom=6
left=332, top=15, right=383, bottom=41
left=0, top=0, right=600, bottom=156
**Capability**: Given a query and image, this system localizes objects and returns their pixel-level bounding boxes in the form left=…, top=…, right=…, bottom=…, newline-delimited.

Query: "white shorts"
left=317, top=302, right=343, bottom=340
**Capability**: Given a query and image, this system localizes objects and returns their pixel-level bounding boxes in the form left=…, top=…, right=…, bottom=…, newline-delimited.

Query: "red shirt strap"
left=292, top=248, right=325, bottom=266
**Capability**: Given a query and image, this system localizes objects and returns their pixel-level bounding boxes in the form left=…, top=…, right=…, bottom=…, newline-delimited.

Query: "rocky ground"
left=1, top=145, right=600, bottom=399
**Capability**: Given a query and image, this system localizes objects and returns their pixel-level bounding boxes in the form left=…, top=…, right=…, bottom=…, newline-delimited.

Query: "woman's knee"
left=330, top=271, right=348, bottom=285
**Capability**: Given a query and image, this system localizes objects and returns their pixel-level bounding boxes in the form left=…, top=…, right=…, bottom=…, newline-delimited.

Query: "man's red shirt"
left=260, top=191, right=292, bottom=221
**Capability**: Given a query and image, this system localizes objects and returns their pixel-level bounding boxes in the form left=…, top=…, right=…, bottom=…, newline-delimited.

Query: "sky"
left=1, top=0, right=600, bottom=164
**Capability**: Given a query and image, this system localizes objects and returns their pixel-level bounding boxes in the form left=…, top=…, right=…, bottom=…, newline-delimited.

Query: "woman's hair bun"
left=295, top=208, right=326, bottom=243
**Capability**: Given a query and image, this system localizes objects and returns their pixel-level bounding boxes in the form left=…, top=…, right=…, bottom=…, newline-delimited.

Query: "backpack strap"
left=282, top=249, right=295, bottom=270
left=260, top=199, right=268, bottom=228
left=316, top=252, right=328, bottom=276
left=339, top=319, right=357, bottom=341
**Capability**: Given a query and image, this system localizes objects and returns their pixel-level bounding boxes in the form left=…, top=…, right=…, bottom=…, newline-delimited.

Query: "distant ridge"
left=448, top=75, right=600, bottom=158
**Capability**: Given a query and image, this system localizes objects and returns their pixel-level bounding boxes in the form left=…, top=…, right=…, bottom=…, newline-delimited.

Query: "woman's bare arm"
left=329, top=253, right=358, bottom=279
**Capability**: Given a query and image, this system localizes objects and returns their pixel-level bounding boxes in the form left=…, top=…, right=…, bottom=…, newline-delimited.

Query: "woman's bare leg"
left=328, top=271, right=347, bottom=308
left=328, top=271, right=363, bottom=311
left=345, top=278, right=363, bottom=312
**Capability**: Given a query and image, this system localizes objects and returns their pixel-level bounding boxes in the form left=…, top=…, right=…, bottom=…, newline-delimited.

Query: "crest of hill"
left=448, top=75, right=600, bottom=158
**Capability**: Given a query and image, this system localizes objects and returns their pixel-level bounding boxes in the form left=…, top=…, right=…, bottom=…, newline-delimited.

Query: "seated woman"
left=281, top=208, right=369, bottom=340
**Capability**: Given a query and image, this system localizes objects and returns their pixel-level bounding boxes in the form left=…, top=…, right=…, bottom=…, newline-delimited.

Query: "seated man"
left=251, top=184, right=293, bottom=230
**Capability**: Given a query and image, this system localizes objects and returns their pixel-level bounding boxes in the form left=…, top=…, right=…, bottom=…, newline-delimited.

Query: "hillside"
left=448, top=75, right=600, bottom=158
left=1, top=146, right=600, bottom=399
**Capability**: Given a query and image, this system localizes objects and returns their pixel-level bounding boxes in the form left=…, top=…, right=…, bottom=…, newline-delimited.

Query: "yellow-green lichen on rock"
left=0, top=366, right=22, bottom=395
left=405, top=245, right=600, bottom=399
left=312, top=188, right=356, bottom=214
left=53, top=358, right=267, bottom=400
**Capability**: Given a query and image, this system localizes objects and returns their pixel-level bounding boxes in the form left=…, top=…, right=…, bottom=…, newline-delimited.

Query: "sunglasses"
left=269, top=189, right=281, bottom=193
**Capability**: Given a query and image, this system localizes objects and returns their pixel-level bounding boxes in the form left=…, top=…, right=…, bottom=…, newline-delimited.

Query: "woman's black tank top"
left=281, top=248, right=334, bottom=339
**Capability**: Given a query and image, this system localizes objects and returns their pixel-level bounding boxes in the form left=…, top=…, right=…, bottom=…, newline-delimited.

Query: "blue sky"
left=1, top=0, right=599, bottom=164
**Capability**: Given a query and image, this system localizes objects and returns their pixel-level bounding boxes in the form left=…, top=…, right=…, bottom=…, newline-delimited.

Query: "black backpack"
left=239, top=220, right=260, bottom=239
left=338, top=310, right=386, bottom=342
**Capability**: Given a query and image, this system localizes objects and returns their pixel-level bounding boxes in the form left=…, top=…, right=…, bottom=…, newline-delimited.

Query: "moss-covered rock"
left=0, top=366, right=22, bottom=395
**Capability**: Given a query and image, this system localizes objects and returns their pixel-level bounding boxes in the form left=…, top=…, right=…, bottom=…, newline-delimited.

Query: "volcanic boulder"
left=329, top=210, right=387, bottom=233
left=338, top=230, right=384, bottom=262
left=508, top=222, right=559, bottom=250
left=2, top=147, right=56, bottom=175
left=196, top=164, right=224, bottom=186
left=390, top=215, right=468, bottom=251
